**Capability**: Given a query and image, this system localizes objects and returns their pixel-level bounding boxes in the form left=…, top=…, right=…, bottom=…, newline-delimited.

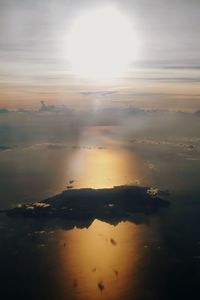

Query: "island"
left=5, top=186, right=170, bottom=224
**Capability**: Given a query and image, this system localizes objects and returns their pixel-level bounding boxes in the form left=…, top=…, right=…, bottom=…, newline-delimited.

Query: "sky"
left=0, top=0, right=200, bottom=110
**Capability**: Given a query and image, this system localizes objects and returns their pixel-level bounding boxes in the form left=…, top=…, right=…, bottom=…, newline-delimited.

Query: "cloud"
left=80, top=91, right=118, bottom=97
left=0, top=145, right=15, bottom=151
left=39, top=101, right=73, bottom=113
left=46, top=143, right=67, bottom=150
left=0, top=108, right=9, bottom=113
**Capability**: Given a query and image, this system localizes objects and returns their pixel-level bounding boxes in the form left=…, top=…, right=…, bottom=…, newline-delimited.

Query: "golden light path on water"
left=46, top=126, right=152, bottom=300
left=36, top=126, right=154, bottom=300
left=53, top=220, right=149, bottom=300
left=67, top=148, right=143, bottom=188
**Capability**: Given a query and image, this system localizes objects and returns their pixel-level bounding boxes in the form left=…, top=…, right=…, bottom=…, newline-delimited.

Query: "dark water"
left=0, top=124, right=200, bottom=300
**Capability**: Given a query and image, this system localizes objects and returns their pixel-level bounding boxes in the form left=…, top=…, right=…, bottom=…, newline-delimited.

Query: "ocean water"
left=0, top=123, right=200, bottom=300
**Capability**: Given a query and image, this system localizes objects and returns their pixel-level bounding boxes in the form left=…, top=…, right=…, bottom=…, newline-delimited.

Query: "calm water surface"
left=0, top=126, right=200, bottom=300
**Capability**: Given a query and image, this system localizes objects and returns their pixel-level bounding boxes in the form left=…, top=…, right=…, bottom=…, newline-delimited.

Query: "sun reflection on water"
left=55, top=220, right=145, bottom=300
left=67, top=147, right=144, bottom=189
left=50, top=129, right=150, bottom=299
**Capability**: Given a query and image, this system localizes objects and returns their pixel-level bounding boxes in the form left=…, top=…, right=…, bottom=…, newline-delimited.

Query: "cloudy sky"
left=0, top=0, right=200, bottom=110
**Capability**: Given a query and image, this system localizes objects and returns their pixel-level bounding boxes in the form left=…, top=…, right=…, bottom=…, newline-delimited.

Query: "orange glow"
left=67, top=147, right=143, bottom=189
left=55, top=220, right=146, bottom=300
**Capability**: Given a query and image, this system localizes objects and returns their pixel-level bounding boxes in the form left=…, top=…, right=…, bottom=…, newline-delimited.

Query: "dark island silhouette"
left=4, top=186, right=170, bottom=227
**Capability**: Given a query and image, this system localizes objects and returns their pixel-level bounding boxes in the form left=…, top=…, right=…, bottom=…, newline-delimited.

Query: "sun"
left=66, top=6, right=136, bottom=80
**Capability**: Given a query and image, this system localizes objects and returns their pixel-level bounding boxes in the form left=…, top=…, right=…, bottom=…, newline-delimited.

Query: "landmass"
left=5, top=186, right=170, bottom=224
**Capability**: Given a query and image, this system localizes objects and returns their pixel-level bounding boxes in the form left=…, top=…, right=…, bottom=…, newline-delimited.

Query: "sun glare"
left=66, top=7, right=136, bottom=80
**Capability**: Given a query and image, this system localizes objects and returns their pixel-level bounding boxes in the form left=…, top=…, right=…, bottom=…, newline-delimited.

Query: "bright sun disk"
left=66, top=7, right=137, bottom=80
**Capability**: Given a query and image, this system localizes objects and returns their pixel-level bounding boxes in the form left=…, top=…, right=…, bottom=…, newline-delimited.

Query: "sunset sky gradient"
left=0, top=0, right=200, bottom=111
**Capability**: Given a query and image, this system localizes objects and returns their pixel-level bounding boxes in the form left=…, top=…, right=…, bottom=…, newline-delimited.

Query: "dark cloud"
left=0, top=145, right=15, bottom=151
left=0, top=108, right=9, bottom=113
